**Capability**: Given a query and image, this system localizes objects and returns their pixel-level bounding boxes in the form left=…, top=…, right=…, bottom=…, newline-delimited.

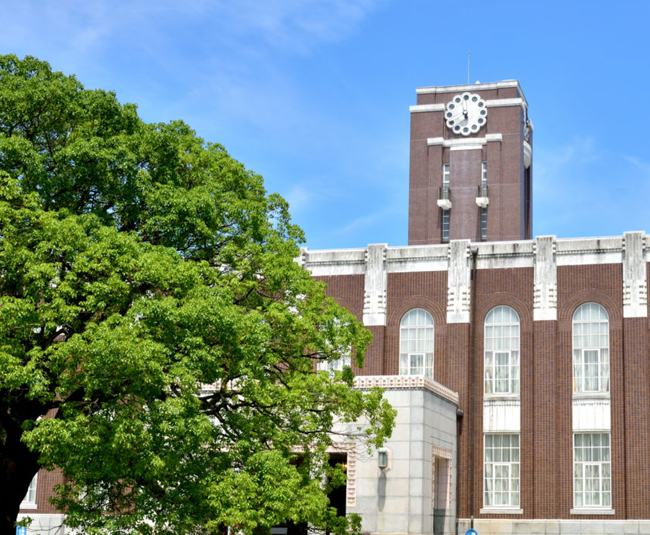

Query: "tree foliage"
left=0, top=55, right=395, bottom=535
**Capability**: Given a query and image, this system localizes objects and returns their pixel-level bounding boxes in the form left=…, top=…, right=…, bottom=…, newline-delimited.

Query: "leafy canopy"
left=0, top=54, right=395, bottom=535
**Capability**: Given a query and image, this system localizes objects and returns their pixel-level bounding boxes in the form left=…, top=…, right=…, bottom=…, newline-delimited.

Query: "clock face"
left=445, top=92, right=488, bottom=136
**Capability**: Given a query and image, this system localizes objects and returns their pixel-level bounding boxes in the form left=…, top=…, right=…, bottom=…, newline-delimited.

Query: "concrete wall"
left=351, top=376, right=459, bottom=535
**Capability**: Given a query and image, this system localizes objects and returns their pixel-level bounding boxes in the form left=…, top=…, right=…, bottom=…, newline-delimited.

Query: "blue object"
left=465, top=530, right=478, bottom=535
left=16, top=527, right=27, bottom=535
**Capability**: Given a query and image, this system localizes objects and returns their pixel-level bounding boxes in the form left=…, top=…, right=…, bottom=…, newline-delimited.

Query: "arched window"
left=399, top=309, right=434, bottom=379
left=484, top=306, right=520, bottom=395
left=573, top=303, right=609, bottom=393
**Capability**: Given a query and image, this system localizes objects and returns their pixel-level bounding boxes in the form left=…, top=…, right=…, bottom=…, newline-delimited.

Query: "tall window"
left=399, top=309, right=434, bottom=379
left=573, top=303, right=609, bottom=393
left=484, top=434, right=520, bottom=507
left=441, top=163, right=451, bottom=242
left=480, top=161, right=488, bottom=240
left=484, top=306, right=520, bottom=395
left=441, top=210, right=450, bottom=242
left=574, top=433, right=611, bottom=508
left=480, top=207, right=488, bottom=241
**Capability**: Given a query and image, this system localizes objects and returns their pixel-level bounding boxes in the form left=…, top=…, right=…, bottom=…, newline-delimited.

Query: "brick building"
left=296, top=81, right=650, bottom=534
left=19, top=81, right=650, bottom=535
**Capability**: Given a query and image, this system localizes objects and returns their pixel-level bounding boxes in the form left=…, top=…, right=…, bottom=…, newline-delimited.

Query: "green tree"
left=0, top=55, right=395, bottom=535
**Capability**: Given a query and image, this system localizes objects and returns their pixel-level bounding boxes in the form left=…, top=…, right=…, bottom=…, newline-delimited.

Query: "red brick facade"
left=315, top=252, right=649, bottom=521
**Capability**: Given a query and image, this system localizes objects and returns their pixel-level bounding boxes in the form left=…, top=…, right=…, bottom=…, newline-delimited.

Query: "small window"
left=442, top=163, right=450, bottom=186
left=574, top=433, right=611, bottom=508
left=399, top=309, right=434, bottom=379
left=573, top=303, right=609, bottom=393
left=317, top=355, right=351, bottom=375
left=484, top=434, right=520, bottom=507
left=21, top=475, right=37, bottom=508
left=485, top=306, right=520, bottom=395
left=481, top=161, right=487, bottom=186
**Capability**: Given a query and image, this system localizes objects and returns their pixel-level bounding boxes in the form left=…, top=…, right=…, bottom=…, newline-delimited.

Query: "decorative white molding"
left=298, top=248, right=366, bottom=277
left=353, top=375, right=459, bottom=405
left=362, top=244, right=388, bottom=326
left=483, top=398, right=521, bottom=432
left=570, top=508, right=615, bottom=515
left=385, top=245, right=449, bottom=273
left=474, top=240, right=535, bottom=270
left=485, top=133, right=503, bottom=142
left=431, top=445, right=453, bottom=510
left=427, top=134, right=502, bottom=149
left=523, top=140, right=532, bottom=169
left=486, top=98, right=525, bottom=109
left=409, top=103, right=446, bottom=113
left=572, top=397, right=611, bottom=431
left=437, top=199, right=452, bottom=210
left=416, top=80, right=524, bottom=101
left=534, top=236, right=558, bottom=321
left=622, top=231, right=648, bottom=318
left=475, top=196, right=489, bottom=208
left=479, top=508, right=523, bottom=515
left=328, top=442, right=357, bottom=507
left=447, top=241, right=472, bottom=324
left=555, top=236, right=623, bottom=266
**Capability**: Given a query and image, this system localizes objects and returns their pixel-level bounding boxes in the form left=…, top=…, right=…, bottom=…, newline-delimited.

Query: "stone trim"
left=533, top=236, right=558, bottom=321
left=431, top=445, right=453, bottom=510
left=353, top=375, right=459, bottom=405
left=427, top=134, right=502, bottom=148
left=622, top=231, right=648, bottom=318
left=363, top=244, right=388, bottom=326
left=479, top=508, right=523, bottom=515
left=570, top=508, right=615, bottom=515
left=416, top=80, right=524, bottom=100
left=447, top=240, right=472, bottom=324
left=409, top=103, right=446, bottom=113
left=485, top=98, right=525, bottom=109
left=328, top=442, right=357, bottom=507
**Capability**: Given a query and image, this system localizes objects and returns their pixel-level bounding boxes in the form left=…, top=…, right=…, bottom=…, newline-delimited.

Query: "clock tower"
left=408, top=80, right=533, bottom=245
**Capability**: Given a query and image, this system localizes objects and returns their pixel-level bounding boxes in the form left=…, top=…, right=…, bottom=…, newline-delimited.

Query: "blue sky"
left=1, top=0, right=649, bottom=249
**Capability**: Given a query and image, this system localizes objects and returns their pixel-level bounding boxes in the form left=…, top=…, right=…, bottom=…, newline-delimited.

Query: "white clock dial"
left=445, top=92, right=488, bottom=136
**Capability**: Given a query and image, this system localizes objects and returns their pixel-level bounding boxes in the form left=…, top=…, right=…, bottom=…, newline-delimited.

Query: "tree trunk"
left=0, top=431, right=40, bottom=535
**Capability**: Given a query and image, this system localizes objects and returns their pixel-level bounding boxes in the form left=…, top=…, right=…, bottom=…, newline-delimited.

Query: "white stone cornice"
left=427, top=134, right=502, bottom=149
left=409, top=103, right=446, bottom=113
left=353, top=375, right=459, bottom=405
left=416, top=80, right=524, bottom=99
left=486, top=98, right=525, bottom=109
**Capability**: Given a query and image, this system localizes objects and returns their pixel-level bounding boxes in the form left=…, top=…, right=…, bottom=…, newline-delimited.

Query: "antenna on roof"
left=467, top=53, right=470, bottom=85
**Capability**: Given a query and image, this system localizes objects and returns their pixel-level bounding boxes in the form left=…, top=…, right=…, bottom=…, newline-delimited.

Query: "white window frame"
left=399, top=309, right=434, bottom=379
left=20, top=474, right=37, bottom=509
left=572, top=303, right=609, bottom=394
left=573, top=433, right=611, bottom=510
left=484, top=306, right=520, bottom=396
left=480, top=207, right=488, bottom=241
left=442, top=163, right=450, bottom=186
left=317, top=354, right=351, bottom=375
left=484, top=434, right=520, bottom=508
left=441, top=210, right=450, bottom=242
